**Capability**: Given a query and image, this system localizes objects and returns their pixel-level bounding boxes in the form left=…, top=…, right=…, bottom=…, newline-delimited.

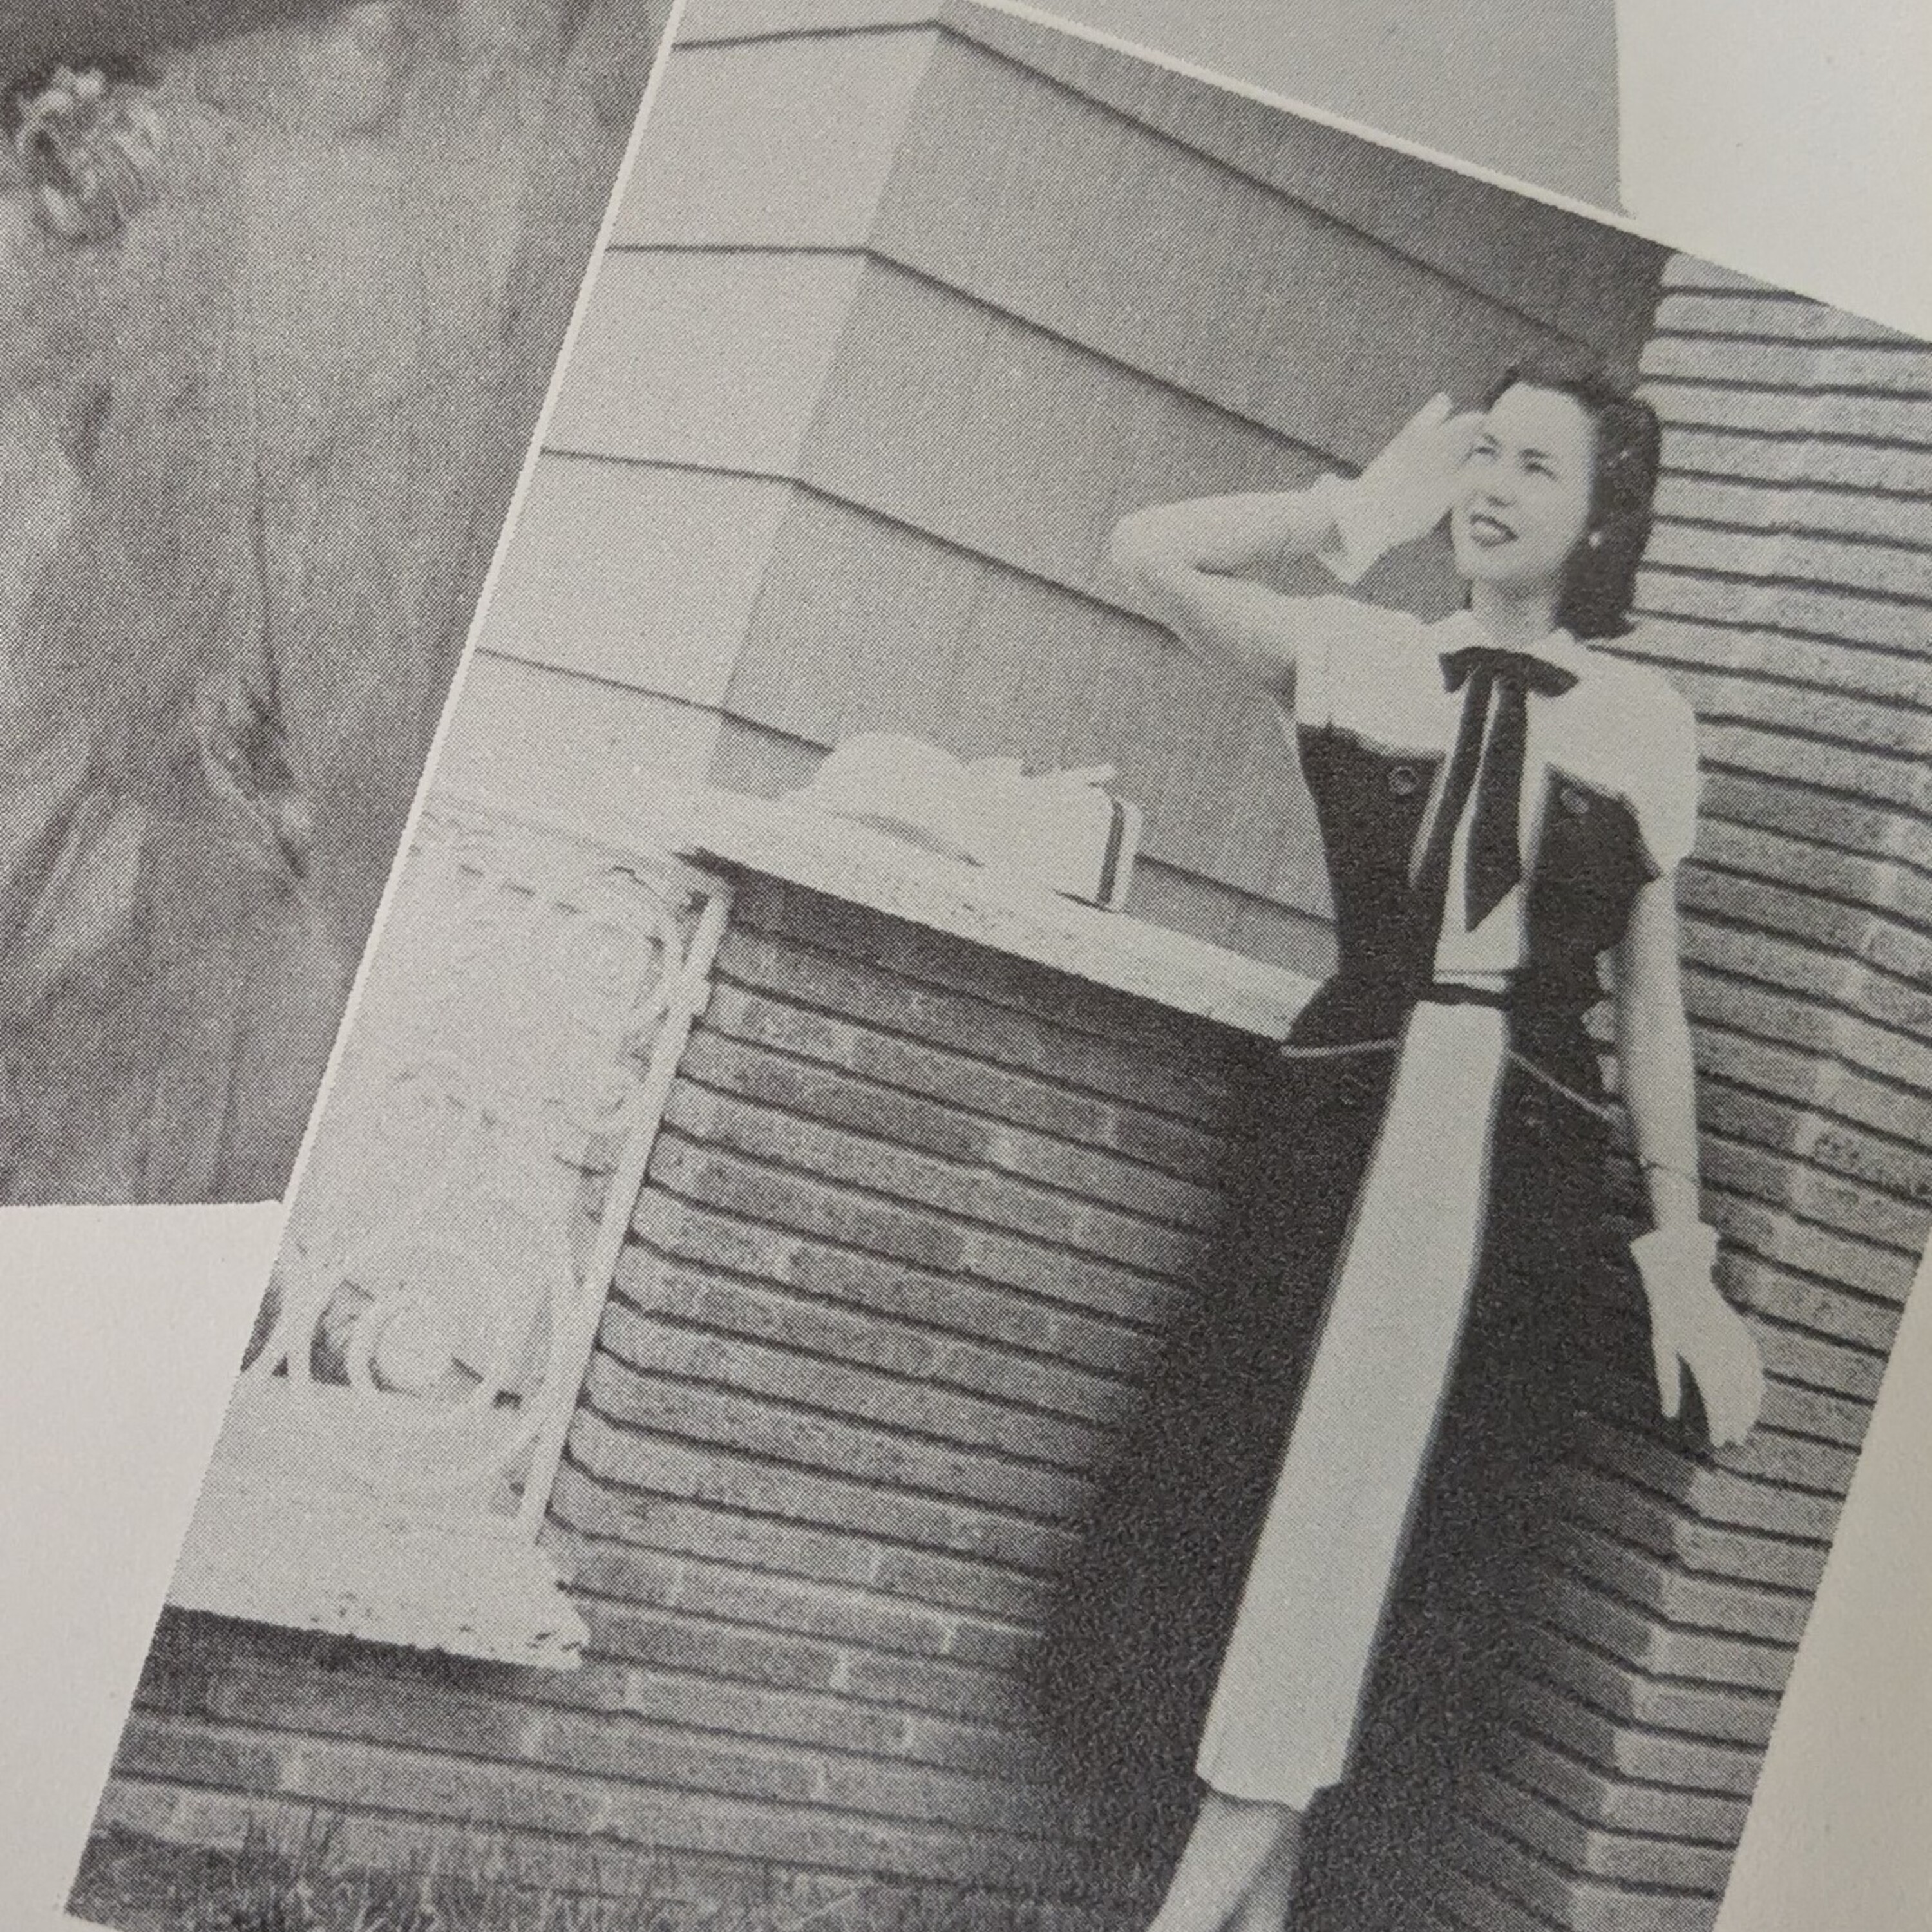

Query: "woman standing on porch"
left=1039, top=355, right=1765, bottom=1931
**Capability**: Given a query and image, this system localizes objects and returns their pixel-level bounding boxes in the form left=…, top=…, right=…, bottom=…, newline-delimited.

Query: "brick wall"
left=100, top=872, right=1261, bottom=1910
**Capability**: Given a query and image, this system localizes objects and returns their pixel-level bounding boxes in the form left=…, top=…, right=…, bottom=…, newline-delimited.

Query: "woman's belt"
left=1278, top=974, right=1616, bottom=1122
left=1415, top=978, right=1512, bottom=1009
left=1316, top=963, right=1598, bottom=1018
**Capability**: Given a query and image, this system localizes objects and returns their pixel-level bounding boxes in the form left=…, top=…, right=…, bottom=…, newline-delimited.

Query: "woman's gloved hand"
left=1631, top=1222, right=1766, bottom=1446
left=1318, top=392, right=1485, bottom=583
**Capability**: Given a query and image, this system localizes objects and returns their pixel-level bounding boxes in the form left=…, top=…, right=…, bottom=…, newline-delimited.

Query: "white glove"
left=1317, top=393, right=1485, bottom=583
left=1631, top=1222, right=1766, bottom=1447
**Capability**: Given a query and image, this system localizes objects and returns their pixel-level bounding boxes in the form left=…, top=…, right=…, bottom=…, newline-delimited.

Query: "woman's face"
left=1450, top=383, right=1597, bottom=601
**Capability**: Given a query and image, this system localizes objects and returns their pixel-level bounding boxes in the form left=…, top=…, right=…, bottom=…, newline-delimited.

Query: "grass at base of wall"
left=69, top=1823, right=1127, bottom=1932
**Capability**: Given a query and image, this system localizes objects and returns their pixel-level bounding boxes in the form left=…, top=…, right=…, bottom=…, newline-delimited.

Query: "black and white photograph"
left=26, top=3, right=1932, bottom=1931
left=0, top=0, right=673, bottom=1205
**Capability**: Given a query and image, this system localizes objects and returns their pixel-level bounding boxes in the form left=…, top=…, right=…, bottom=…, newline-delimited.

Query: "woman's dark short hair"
left=1484, top=352, right=1663, bottom=640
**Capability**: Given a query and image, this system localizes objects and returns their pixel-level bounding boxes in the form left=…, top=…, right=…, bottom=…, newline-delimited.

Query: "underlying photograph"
left=67, top=3, right=1932, bottom=1930
left=0, top=0, right=672, bottom=1204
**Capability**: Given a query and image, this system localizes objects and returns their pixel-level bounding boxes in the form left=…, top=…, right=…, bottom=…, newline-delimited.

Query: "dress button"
left=1388, top=764, right=1420, bottom=799
left=1560, top=784, right=1591, bottom=817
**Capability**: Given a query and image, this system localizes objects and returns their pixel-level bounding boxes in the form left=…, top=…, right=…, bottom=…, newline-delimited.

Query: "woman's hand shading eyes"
left=1325, top=393, right=1485, bottom=580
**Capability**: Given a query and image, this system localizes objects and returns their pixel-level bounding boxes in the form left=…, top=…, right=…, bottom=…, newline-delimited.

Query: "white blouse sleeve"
left=1285, top=596, right=1435, bottom=736
left=1631, top=677, right=1703, bottom=876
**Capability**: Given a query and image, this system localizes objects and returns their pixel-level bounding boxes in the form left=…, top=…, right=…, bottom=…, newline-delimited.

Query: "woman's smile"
left=1450, top=382, right=1596, bottom=593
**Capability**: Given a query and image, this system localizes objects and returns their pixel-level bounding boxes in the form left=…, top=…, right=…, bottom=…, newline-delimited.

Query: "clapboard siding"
left=612, top=26, right=938, bottom=249
left=697, top=0, right=1640, bottom=339
left=671, top=0, right=1624, bottom=213
left=1431, top=272, right=1932, bottom=1932
left=514, top=236, right=1414, bottom=923
left=795, top=265, right=1346, bottom=599
left=547, top=249, right=863, bottom=471
left=478, top=458, right=799, bottom=701
left=466, top=0, right=1662, bottom=953
left=719, top=480, right=1334, bottom=909
left=629, top=4, right=1658, bottom=387
left=867, top=37, right=1591, bottom=459
left=432, top=656, right=728, bottom=849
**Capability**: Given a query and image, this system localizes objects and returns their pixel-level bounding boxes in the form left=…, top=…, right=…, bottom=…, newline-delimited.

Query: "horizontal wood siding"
left=720, top=24, right=1657, bottom=954
left=465, top=0, right=1664, bottom=962
left=1427, top=261, right=1932, bottom=1932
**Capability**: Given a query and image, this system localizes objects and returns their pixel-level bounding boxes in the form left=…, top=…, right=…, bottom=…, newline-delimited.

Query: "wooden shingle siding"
left=867, top=41, right=1592, bottom=455
left=481, top=460, right=799, bottom=701
left=462, top=0, right=1662, bottom=961
left=912, top=5, right=1636, bottom=332
left=717, top=491, right=1344, bottom=945
left=613, top=26, right=939, bottom=249
left=1431, top=263, right=1932, bottom=1932
left=550, top=251, right=864, bottom=469
left=796, top=269, right=1342, bottom=599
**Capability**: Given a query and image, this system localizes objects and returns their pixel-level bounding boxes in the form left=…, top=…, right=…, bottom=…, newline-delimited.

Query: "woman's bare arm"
left=1110, top=396, right=1484, bottom=705
left=1614, top=873, right=1766, bottom=1443
left=1108, top=488, right=1347, bottom=703
left=1613, top=875, right=1703, bottom=1228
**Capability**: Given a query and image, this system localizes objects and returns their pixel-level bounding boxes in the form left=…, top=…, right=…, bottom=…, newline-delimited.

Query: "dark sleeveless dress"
left=1034, top=601, right=1699, bottom=1903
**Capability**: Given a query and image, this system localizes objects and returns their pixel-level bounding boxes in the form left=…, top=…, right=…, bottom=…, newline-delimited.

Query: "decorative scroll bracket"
left=169, top=792, right=731, bottom=1668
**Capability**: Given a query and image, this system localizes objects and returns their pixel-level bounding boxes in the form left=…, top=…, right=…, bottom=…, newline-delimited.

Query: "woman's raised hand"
left=1631, top=1223, right=1767, bottom=1446
left=1323, top=393, right=1486, bottom=582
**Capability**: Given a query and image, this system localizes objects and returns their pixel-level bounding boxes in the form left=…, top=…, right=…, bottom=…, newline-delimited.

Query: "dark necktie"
left=1424, top=645, right=1578, bottom=943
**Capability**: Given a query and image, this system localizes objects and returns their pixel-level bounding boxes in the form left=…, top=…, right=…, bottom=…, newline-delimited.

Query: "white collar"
left=1433, top=608, right=1590, bottom=681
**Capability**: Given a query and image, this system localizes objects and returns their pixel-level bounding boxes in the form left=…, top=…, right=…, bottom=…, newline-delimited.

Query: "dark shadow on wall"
left=0, top=0, right=670, bottom=1202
